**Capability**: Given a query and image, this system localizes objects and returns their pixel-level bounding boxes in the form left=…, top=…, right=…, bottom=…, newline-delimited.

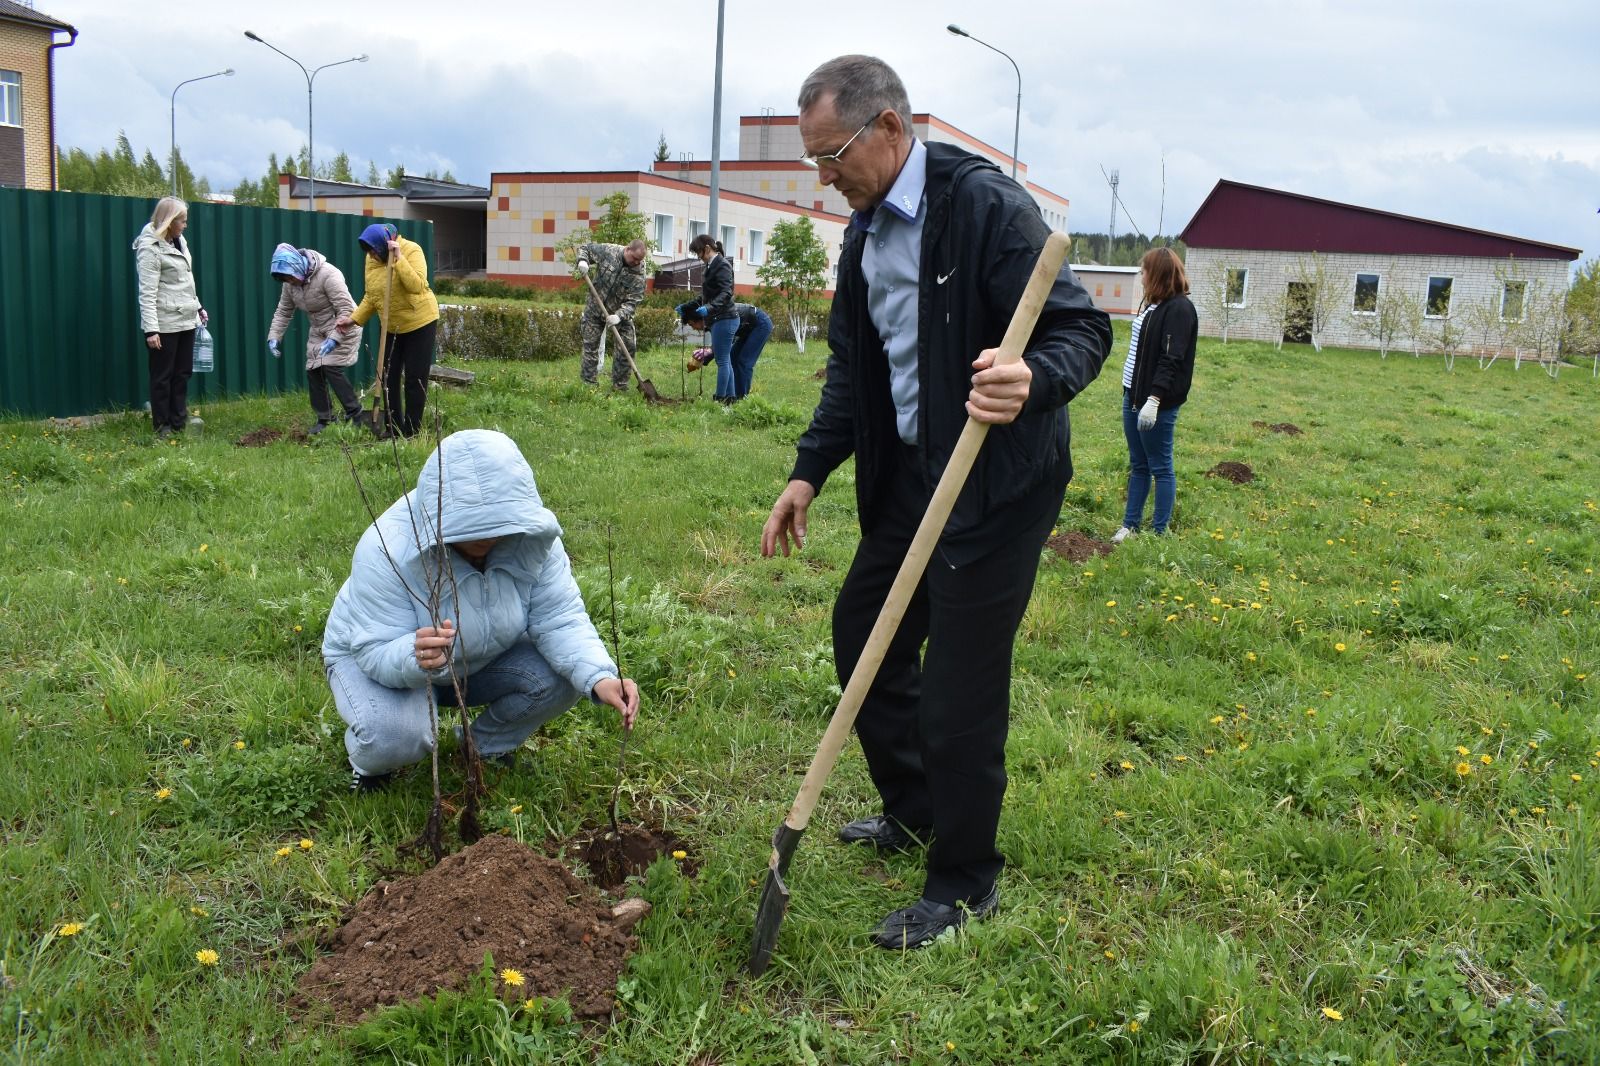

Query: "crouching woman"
left=322, top=429, right=639, bottom=791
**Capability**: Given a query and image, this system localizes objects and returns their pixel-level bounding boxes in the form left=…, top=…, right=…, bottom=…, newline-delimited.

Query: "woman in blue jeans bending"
left=678, top=301, right=773, bottom=400
left=1114, top=247, right=1198, bottom=541
left=322, top=430, right=639, bottom=791
left=689, top=233, right=740, bottom=404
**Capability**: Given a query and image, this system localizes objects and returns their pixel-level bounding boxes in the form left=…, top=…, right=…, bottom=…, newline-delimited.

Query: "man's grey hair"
left=798, top=55, right=912, bottom=133
left=626, top=239, right=647, bottom=253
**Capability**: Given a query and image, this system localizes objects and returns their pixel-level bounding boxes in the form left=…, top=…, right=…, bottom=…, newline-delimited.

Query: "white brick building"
left=1181, top=180, right=1579, bottom=351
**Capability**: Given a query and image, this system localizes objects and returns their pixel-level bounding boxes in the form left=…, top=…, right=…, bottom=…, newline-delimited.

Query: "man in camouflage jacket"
left=576, top=240, right=648, bottom=389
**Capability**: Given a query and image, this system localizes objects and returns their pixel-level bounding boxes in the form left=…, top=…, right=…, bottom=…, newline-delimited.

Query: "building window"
left=1226, top=267, right=1249, bottom=307
left=1353, top=273, right=1379, bottom=314
left=653, top=213, right=674, bottom=256
left=1426, top=276, right=1453, bottom=318
left=748, top=229, right=765, bottom=266
left=688, top=219, right=707, bottom=244
left=1500, top=280, right=1526, bottom=322
left=0, top=71, right=20, bottom=127
left=720, top=224, right=736, bottom=257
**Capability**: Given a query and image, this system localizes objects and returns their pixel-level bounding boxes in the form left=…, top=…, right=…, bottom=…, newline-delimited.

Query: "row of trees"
left=1194, top=253, right=1600, bottom=374
left=57, top=131, right=455, bottom=207
left=1068, top=233, right=1185, bottom=267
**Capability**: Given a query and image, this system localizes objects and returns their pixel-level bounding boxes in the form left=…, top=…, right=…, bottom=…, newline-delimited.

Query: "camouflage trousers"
left=579, top=311, right=636, bottom=389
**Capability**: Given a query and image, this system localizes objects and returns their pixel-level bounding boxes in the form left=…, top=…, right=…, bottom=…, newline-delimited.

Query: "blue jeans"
left=708, top=316, right=739, bottom=399
left=1122, top=395, right=1180, bottom=533
left=326, top=641, right=582, bottom=775
left=729, top=310, right=772, bottom=398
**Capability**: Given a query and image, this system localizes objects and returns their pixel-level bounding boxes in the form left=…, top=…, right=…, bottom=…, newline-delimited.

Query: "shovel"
left=748, top=231, right=1069, bottom=976
left=580, top=272, right=664, bottom=403
left=364, top=253, right=397, bottom=436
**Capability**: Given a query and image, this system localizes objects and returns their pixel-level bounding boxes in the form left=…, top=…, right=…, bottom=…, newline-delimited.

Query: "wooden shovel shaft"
left=774, top=231, right=1070, bottom=839
left=370, top=255, right=397, bottom=404
left=581, top=272, right=647, bottom=382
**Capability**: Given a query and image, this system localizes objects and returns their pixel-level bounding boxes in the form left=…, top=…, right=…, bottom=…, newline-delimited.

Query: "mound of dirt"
left=1047, top=530, right=1115, bottom=562
left=1251, top=421, right=1303, bottom=435
left=568, top=823, right=694, bottom=891
left=812, top=366, right=828, bottom=380
left=235, top=428, right=282, bottom=447
left=1205, top=461, right=1255, bottom=484
left=294, top=834, right=643, bottom=1024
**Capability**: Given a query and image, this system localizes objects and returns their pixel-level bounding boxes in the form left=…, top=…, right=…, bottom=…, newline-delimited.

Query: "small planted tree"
left=1194, top=260, right=1243, bottom=343
left=1564, top=256, right=1600, bottom=376
left=1352, top=264, right=1406, bottom=359
left=1290, top=253, right=1342, bottom=352
left=556, top=191, right=653, bottom=275
left=757, top=217, right=830, bottom=353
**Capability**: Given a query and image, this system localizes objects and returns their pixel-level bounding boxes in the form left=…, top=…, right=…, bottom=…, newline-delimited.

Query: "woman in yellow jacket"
left=335, top=223, right=439, bottom=438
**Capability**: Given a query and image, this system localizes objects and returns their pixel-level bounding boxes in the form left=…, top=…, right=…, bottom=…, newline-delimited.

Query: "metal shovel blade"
left=747, top=821, right=804, bottom=975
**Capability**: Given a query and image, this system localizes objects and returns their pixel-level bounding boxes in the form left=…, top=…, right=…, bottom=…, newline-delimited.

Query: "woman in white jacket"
left=322, top=430, right=640, bottom=791
left=132, top=196, right=205, bottom=439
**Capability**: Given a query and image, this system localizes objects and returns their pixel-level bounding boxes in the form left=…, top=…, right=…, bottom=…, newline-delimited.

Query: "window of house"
left=1353, top=273, right=1379, bottom=314
left=748, top=229, right=765, bottom=266
left=0, top=71, right=20, bottom=127
left=1426, top=276, right=1453, bottom=318
left=720, top=224, right=736, bottom=257
left=1226, top=267, right=1249, bottom=307
left=1500, top=280, right=1526, bottom=322
left=688, top=219, right=707, bottom=244
left=653, top=213, right=674, bottom=255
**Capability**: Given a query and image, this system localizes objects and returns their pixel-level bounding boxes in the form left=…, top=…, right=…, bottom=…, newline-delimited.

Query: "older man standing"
left=575, top=239, right=648, bottom=390
left=761, top=55, right=1111, bottom=951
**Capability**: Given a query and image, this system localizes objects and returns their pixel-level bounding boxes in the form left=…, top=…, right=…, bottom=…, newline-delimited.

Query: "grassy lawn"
left=2, top=330, right=1596, bottom=1063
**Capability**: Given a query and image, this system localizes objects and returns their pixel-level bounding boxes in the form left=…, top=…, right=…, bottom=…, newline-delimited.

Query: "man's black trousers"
left=831, top=442, right=1057, bottom=907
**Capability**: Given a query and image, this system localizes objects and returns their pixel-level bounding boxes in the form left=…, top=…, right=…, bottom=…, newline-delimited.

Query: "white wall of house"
left=1186, top=246, right=1571, bottom=349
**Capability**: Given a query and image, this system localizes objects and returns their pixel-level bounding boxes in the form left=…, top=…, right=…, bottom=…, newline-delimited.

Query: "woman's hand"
left=146, top=333, right=162, bottom=350
left=387, top=239, right=402, bottom=257
left=333, top=314, right=354, bottom=334
left=592, top=677, right=640, bottom=730
left=414, top=619, right=456, bottom=671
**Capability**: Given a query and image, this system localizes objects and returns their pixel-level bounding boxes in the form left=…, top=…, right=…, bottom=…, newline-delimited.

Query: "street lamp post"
left=243, top=31, right=367, bottom=210
left=170, top=69, right=233, bottom=197
left=947, top=24, right=1020, bottom=181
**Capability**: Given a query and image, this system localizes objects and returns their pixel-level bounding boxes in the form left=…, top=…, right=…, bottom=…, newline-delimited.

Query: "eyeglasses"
left=799, top=113, right=879, bottom=169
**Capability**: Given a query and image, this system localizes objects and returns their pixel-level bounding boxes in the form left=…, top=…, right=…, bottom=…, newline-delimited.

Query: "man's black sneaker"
left=871, top=884, right=1000, bottom=950
left=837, top=814, right=929, bottom=854
left=350, top=768, right=392, bottom=793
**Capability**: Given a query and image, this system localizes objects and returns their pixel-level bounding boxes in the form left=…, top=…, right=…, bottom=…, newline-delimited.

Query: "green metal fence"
left=0, top=187, right=432, bottom=419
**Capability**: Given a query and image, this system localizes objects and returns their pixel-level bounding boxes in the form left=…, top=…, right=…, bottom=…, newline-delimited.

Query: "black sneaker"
left=350, top=768, right=392, bottom=793
left=837, top=814, right=929, bottom=854
left=872, top=884, right=1000, bottom=950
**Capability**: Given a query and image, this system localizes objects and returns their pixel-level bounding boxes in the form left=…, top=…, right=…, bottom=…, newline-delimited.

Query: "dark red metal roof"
left=1179, top=179, right=1579, bottom=261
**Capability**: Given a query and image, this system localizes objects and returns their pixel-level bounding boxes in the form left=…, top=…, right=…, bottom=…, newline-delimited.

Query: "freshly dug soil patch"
left=1046, top=530, right=1115, bottom=563
left=294, top=834, right=640, bottom=1024
left=1251, top=420, right=1303, bottom=435
left=812, top=366, right=828, bottom=380
left=568, top=823, right=695, bottom=891
left=235, top=427, right=283, bottom=447
left=1206, top=461, right=1255, bottom=484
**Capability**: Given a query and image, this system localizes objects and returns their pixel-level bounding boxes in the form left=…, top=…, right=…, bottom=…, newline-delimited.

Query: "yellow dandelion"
left=1481, top=726, right=1493, bottom=735
left=1244, top=651, right=1257, bottom=662
left=1105, top=600, right=1117, bottom=608
left=1456, top=746, right=1471, bottom=756
left=181, top=738, right=193, bottom=748
left=155, top=787, right=172, bottom=800
left=1112, top=810, right=1127, bottom=820
left=190, top=905, right=207, bottom=917
left=1529, top=740, right=1540, bottom=750
left=1210, top=715, right=1224, bottom=725
left=1237, top=741, right=1250, bottom=751
left=1456, top=762, right=1472, bottom=777
left=1210, top=596, right=1222, bottom=605
left=1532, top=806, right=1546, bottom=815
left=1128, top=1019, right=1141, bottom=1033
left=196, top=949, right=219, bottom=967
left=946, top=1041, right=956, bottom=1052
left=727, top=667, right=736, bottom=678
left=671, top=849, right=687, bottom=860
left=1104, top=949, right=1116, bottom=959
left=522, top=998, right=537, bottom=1012
left=501, top=968, right=524, bottom=987
left=1498, top=654, right=1510, bottom=662
left=1174, top=754, right=1188, bottom=762
left=1250, top=602, right=1262, bottom=610
left=1119, top=760, right=1134, bottom=771
left=233, top=740, right=245, bottom=750
left=1480, top=755, right=1492, bottom=766
left=1165, top=613, right=1178, bottom=622
left=1321, top=1006, right=1344, bottom=1021
left=298, top=838, right=314, bottom=851
left=1572, top=774, right=1583, bottom=783
left=274, top=846, right=291, bottom=859
left=509, top=804, right=524, bottom=815
left=1305, top=709, right=1317, bottom=718
left=199, top=544, right=208, bottom=553
left=1334, top=642, right=1347, bottom=653
left=292, top=624, right=302, bottom=633
left=57, top=922, right=83, bottom=937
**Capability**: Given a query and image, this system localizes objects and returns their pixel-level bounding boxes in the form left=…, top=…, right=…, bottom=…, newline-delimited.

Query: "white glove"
left=267, top=338, right=281, bottom=359
left=1137, top=395, right=1161, bottom=431
left=606, top=313, right=620, bottom=326
left=575, top=259, right=589, bottom=277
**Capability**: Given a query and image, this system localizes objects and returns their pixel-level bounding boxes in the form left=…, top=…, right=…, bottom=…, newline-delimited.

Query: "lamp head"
left=947, top=24, right=968, bottom=36
left=223, top=68, right=236, bottom=76
left=244, top=30, right=262, bottom=42
left=356, top=54, right=369, bottom=62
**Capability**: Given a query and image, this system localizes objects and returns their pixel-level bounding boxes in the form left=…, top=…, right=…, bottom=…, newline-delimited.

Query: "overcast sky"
left=47, top=0, right=1598, bottom=260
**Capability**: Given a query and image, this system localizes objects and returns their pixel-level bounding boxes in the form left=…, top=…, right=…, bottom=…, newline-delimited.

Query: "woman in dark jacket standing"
left=1113, top=247, right=1197, bottom=541
left=689, top=234, right=738, bottom=404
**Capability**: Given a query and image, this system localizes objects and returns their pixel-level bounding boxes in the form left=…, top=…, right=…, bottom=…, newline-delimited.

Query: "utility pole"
left=708, top=0, right=725, bottom=239
left=1107, top=168, right=1119, bottom=250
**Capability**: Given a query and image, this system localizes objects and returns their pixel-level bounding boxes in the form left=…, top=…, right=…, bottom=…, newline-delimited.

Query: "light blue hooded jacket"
left=322, top=430, right=617, bottom=699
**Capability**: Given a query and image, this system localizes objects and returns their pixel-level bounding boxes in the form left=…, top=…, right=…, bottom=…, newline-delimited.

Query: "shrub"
left=439, top=305, right=682, bottom=362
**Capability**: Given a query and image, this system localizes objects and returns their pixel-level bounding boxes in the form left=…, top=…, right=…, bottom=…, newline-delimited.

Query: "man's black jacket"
left=791, top=142, right=1112, bottom=565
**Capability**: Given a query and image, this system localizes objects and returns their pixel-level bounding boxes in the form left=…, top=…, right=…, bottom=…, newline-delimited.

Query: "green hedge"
left=438, top=304, right=684, bottom=362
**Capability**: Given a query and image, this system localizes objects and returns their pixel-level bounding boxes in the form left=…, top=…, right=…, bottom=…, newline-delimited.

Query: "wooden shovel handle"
left=371, top=255, right=397, bottom=398
left=581, top=272, right=644, bottom=379
left=780, top=231, right=1069, bottom=834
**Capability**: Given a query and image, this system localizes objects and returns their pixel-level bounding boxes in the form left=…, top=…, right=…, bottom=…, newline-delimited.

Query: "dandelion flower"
left=155, top=787, right=172, bottom=801
left=233, top=740, right=246, bottom=750
left=1456, top=762, right=1472, bottom=777
left=1305, top=709, right=1317, bottom=718
left=1334, top=642, right=1347, bottom=653
left=1128, top=1020, right=1141, bottom=1033
left=57, top=922, right=83, bottom=937
left=1481, top=727, right=1493, bottom=735
left=1105, top=600, right=1117, bottom=608
left=1119, top=760, right=1134, bottom=771
left=298, top=838, right=314, bottom=851
left=1532, top=806, right=1546, bottom=815
left=509, top=805, right=523, bottom=815
left=1104, top=949, right=1116, bottom=959
left=1112, top=810, right=1127, bottom=820
left=274, top=846, right=291, bottom=859
left=1480, top=755, right=1492, bottom=766
left=190, top=906, right=207, bottom=917
left=1498, top=654, right=1510, bottom=662
left=1210, top=715, right=1224, bottom=725
left=946, top=1041, right=956, bottom=1052
left=1572, top=774, right=1583, bottom=783
left=1528, top=741, right=1540, bottom=750
left=1165, top=613, right=1178, bottom=622
left=1321, top=1007, right=1343, bottom=1021
left=1456, top=746, right=1471, bottom=756
left=292, top=625, right=302, bottom=633
left=1173, top=754, right=1188, bottom=762
left=196, top=949, right=219, bottom=967
left=199, top=544, right=208, bottom=553
left=501, top=968, right=525, bottom=987
left=181, top=738, right=193, bottom=748
left=672, top=849, right=687, bottom=860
